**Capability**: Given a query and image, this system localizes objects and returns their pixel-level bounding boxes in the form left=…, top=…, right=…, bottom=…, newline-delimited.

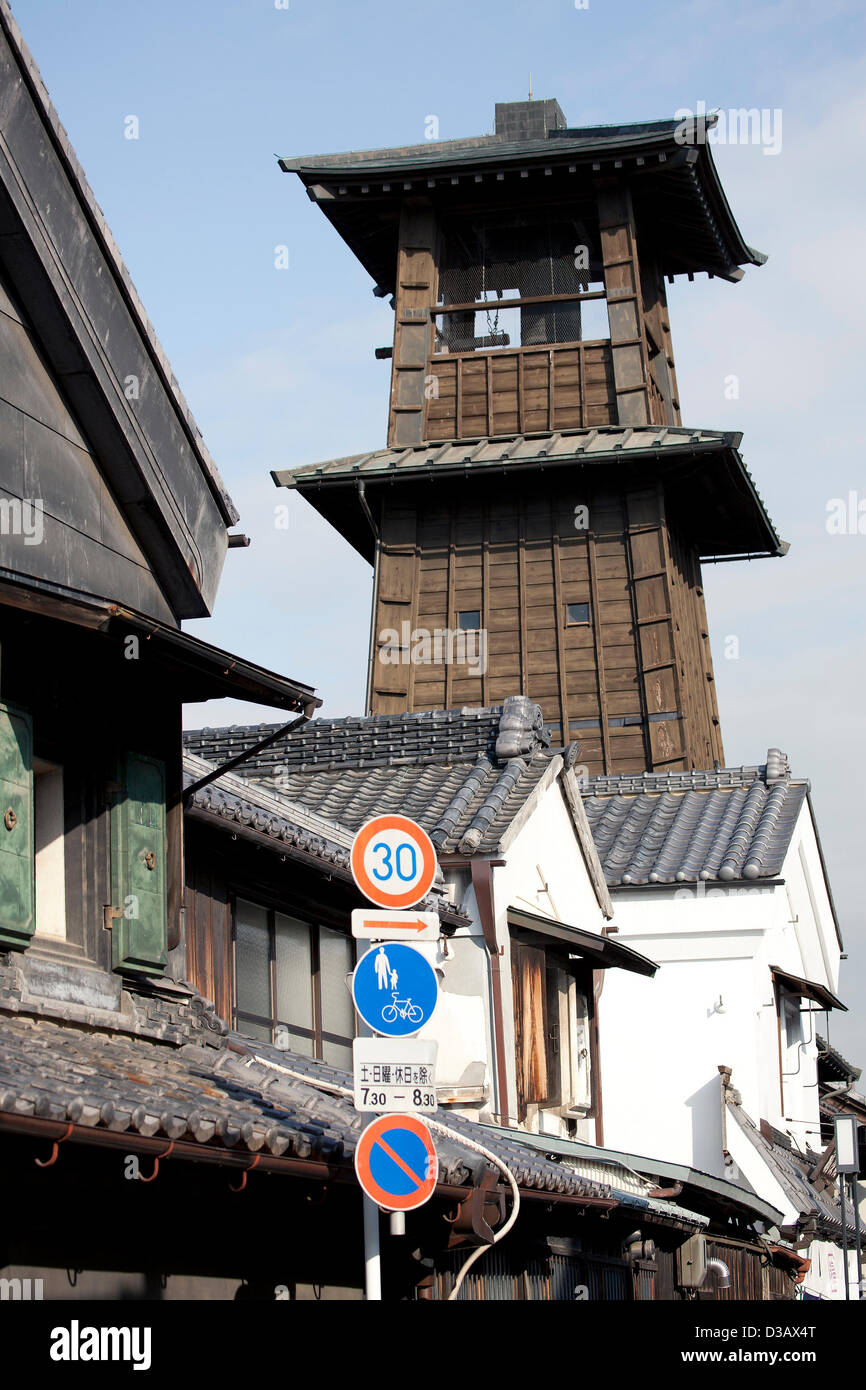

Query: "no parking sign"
left=354, top=1114, right=439, bottom=1212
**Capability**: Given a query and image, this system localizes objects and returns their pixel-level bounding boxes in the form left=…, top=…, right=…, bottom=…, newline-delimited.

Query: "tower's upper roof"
left=279, top=103, right=766, bottom=288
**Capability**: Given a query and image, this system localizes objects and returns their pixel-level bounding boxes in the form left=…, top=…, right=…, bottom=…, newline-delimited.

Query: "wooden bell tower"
left=275, top=100, right=785, bottom=776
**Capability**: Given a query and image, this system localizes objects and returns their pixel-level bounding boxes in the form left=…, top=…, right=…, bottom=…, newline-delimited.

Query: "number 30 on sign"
left=350, top=815, right=438, bottom=909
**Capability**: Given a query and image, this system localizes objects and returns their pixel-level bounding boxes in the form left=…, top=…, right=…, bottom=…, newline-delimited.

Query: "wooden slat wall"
left=666, top=520, right=725, bottom=769
left=597, top=181, right=652, bottom=427
left=184, top=847, right=231, bottom=1023
left=388, top=201, right=438, bottom=447
left=626, top=483, right=685, bottom=770
left=425, top=342, right=616, bottom=441
left=640, top=254, right=682, bottom=427
left=368, top=479, right=724, bottom=775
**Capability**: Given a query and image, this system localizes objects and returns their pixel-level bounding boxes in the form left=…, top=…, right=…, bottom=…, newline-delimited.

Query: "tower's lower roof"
left=272, top=426, right=785, bottom=563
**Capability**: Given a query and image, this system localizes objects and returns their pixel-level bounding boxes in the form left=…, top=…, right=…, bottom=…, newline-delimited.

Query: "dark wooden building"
left=274, top=99, right=786, bottom=775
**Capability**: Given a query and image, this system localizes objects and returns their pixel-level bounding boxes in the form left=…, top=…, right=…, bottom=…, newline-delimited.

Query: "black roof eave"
left=508, top=906, right=658, bottom=977
left=280, top=122, right=763, bottom=284
left=0, top=575, right=320, bottom=713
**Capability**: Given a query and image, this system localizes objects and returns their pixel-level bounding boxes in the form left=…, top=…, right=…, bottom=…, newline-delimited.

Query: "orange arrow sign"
left=364, top=917, right=427, bottom=933
left=351, top=908, right=440, bottom=942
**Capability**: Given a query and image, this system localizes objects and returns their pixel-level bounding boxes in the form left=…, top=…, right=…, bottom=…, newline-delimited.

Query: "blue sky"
left=10, top=0, right=866, bottom=1058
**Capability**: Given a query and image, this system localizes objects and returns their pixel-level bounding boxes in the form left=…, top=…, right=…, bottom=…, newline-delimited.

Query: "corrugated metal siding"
left=433, top=1248, right=631, bottom=1301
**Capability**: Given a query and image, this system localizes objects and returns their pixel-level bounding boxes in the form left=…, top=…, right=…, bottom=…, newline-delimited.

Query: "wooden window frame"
left=231, top=892, right=355, bottom=1059
left=457, top=609, right=482, bottom=633
left=565, top=601, right=591, bottom=627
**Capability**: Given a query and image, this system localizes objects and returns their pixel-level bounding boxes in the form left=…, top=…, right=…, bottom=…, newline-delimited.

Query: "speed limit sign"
left=350, top=815, right=438, bottom=909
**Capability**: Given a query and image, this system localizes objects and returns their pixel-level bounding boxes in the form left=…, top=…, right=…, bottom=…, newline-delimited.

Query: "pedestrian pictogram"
left=352, top=941, right=439, bottom=1036
left=354, top=1114, right=438, bottom=1212
left=350, top=814, right=437, bottom=909
left=351, top=908, right=440, bottom=942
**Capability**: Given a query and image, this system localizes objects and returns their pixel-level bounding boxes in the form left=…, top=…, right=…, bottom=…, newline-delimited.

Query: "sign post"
left=348, top=814, right=442, bottom=1300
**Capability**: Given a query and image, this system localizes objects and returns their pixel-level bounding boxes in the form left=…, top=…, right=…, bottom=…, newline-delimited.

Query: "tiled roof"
left=184, top=698, right=563, bottom=857
left=583, top=751, right=808, bottom=886
left=0, top=1011, right=612, bottom=1202
left=727, top=1103, right=855, bottom=1241
left=182, top=752, right=470, bottom=927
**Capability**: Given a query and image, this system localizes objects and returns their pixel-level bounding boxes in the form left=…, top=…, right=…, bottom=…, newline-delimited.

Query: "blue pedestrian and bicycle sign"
left=351, top=941, right=439, bottom=1037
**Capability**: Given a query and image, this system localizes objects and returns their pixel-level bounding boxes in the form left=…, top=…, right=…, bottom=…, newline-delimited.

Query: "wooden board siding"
left=425, top=342, right=616, bottom=440
left=0, top=268, right=175, bottom=624
left=368, top=476, right=724, bottom=776
left=640, top=254, right=682, bottom=427
left=596, top=182, right=652, bottom=428
left=184, top=847, right=232, bottom=1024
left=387, top=202, right=438, bottom=447
left=666, top=519, right=725, bottom=769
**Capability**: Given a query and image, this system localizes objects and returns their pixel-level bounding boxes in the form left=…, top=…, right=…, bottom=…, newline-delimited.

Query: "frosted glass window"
left=320, top=926, right=354, bottom=1039
left=237, top=1019, right=271, bottom=1044
left=322, top=1038, right=353, bottom=1069
left=234, top=900, right=270, bottom=1018
left=275, top=913, right=313, bottom=1029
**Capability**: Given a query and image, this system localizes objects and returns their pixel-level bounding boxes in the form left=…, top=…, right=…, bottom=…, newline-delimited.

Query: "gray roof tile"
left=184, top=698, right=559, bottom=856
left=727, top=1102, right=855, bottom=1240
left=0, top=1012, right=613, bottom=1200
left=583, top=753, right=808, bottom=886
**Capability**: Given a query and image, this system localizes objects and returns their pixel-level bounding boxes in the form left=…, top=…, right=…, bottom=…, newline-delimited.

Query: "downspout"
left=470, top=858, right=511, bottom=1129
left=358, top=480, right=380, bottom=716
left=592, top=967, right=606, bottom=1147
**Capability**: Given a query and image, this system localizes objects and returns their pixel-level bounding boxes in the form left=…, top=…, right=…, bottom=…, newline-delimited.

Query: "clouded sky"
left=10, top=0, right=865, bottom=1059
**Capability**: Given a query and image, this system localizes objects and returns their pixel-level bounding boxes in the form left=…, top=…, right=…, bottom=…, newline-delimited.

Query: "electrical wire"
left=242, top=1051, right=521, bottom=1301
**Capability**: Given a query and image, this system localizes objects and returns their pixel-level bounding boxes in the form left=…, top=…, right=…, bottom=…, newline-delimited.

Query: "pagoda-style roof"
left=279, top=113, right=766, bottom=288
left=272, top=425, right=786, bottom=564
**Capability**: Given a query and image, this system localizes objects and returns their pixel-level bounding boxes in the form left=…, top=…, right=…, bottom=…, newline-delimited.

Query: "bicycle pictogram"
left=381, top=993, right=424, bottom=1025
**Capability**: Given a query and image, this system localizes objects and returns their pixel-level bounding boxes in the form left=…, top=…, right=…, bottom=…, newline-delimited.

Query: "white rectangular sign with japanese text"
left=352, top=1038, right=438, bottom=1113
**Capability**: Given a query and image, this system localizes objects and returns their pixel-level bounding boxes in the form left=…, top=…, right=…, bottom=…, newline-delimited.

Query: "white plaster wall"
left=598, top=802, right=838, bottom=1184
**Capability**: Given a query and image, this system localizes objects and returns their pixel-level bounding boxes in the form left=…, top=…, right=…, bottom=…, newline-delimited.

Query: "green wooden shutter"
left=0, top=701, right=35, bottom=948
left=111, top=752, right=168, bottom=975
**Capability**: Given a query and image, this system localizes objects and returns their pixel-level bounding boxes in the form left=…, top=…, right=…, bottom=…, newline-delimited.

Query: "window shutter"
left=0, top=701, right=35, bottom=948
left=512, top=942, right=549, bottom=1118
left=569, top=984, right=592, bottom=1111
left=111, top=753, right=168, bottom=975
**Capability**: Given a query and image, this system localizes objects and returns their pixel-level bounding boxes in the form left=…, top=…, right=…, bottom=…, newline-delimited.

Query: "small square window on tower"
left=566, top=602, right=590, bottom=625
left=458, top=610, right=481, bottom=631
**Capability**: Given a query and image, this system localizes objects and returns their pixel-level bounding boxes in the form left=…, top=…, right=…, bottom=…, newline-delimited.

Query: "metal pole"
left=852, top=1174, right=863, bottom=1299
left=364, top=1194, right=382, bottom=1301
left=840, top=1174, right=850, bottom=1301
